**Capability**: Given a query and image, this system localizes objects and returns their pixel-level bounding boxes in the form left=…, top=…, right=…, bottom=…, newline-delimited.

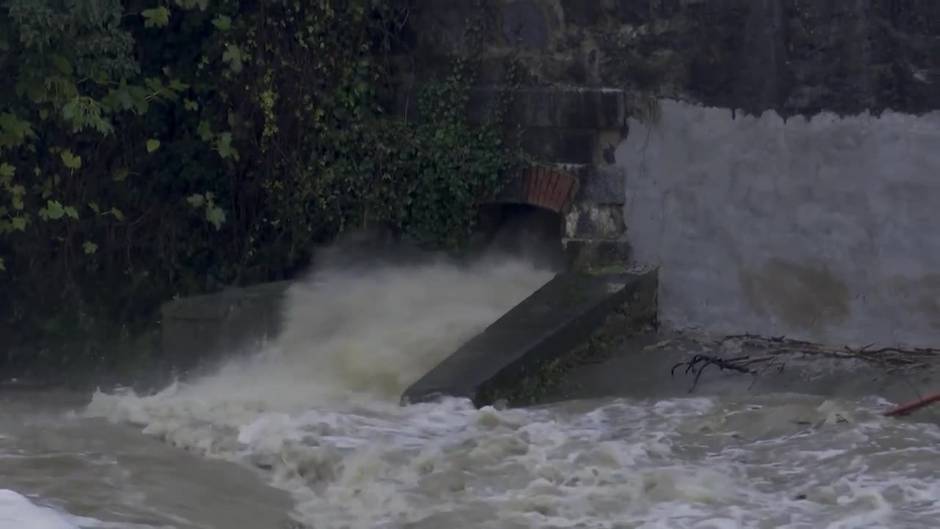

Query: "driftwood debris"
left=662, top=334, right=940, bottom=414
left=670, top=354, right=781, bottom=393
left=883, top=392, right=940, bottom=417
left=715, top=334, right=940, bottom=370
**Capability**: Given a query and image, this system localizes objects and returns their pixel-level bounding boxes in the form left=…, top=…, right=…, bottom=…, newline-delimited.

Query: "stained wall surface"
left=617, top=100, right=940, bottom=347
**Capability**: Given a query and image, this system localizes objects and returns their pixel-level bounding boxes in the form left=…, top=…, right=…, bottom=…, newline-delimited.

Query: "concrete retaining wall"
left=158, top=1, right=940, bottom=364
left=396, top=0, right=940, bottom=290
left=617, top=100, right=940, bottom=347
left=160, top=281, right=290, bottom=373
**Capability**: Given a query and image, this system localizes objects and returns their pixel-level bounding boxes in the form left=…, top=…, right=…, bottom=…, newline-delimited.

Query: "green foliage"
left=0, top=0, right=515, bottom=368
left=186, top=192, right=225, bottom=230
left=211, top=14, right=230, bottom=31
left=141, top=7, right=170, bottom=28
left=376, top=70, right=513, bottom=248
left=60, top=149, right=81, bottom=170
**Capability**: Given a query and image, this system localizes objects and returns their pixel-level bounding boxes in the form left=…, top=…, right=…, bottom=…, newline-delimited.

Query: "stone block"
left=564, top=204, right=626, bottom=239
left=468, top=88, right=627, bottom=130
left=500, top=0, right=551, bottom=49
left=520, top=127, right=596, bottom=164
left=563, top=239, right=632, bottom=270
left=575, top=166, right=626, bottom=204
left=561, top=0, right=603, bottom=26
left=161, top=281, right=291, bottom=373
left=596, top=129, right=627, bottom=165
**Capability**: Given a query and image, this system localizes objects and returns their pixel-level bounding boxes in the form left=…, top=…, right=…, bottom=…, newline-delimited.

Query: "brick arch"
left=488, top=166, right=578, bottom=213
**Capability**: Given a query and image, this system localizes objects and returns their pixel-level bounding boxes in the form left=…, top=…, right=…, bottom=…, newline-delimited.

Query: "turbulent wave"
left=84, top=251, right=940, bottom=528
left=0, top=490, right=75, bottom=529
left=88, top=386, right=940, bottom=529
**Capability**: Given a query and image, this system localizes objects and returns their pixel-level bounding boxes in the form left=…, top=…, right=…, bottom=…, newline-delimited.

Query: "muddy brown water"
left=4, top=259, right=940, bottom=528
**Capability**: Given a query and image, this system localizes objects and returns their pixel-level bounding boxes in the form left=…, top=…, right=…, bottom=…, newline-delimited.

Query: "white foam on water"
left=0, top=490, right=76, bottom=529
left=143, top=256, right=553, bottom=413
left=86, top=255, right=940, bottom=528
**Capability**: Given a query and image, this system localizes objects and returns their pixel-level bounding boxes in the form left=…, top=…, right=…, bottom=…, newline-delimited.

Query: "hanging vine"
left=0, top=0, right=517, bottom=368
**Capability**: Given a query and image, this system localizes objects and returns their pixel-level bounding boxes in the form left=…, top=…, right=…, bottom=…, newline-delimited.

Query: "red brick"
left=546, top=170, right=562, bottom=207
left=512, top=166, right=577, bottom=212
left=524, top=168, right=538, bottom=204
left=529, top=168, right=545, bottom=206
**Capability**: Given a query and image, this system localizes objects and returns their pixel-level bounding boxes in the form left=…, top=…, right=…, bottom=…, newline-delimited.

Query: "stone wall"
left=396, top=0, right=940, bottom=347
left=161, top=281, right=291, bottom=373
left=155, top=2, right=940, bottom=368
left=399, top=0, right=939, bottom=116
left=395, top=0, right=939, bottom=266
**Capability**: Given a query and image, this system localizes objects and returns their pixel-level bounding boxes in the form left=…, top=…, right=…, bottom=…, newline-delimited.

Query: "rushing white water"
left=2, top=252, right=928, bottom=528
left=85, top=254, right=561, bottom=526
left=0, top=490, right=75, bottom=529
left=85, top=386, right=940, bottom=529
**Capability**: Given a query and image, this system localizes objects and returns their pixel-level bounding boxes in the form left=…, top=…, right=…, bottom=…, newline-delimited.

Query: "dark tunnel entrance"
left=472, top=203, right=567, bottom=271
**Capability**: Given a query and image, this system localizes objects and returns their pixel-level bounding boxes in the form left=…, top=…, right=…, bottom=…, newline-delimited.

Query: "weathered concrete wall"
left=401, top=0, right=940, bottom=117
left=154, top=1, right=940, bottom=372
left=161, top=281, right=290, bottom=373
left=395, top=0, right=940, bottom=278
left=618, top=100, right=940, bottom=348
left=403, top=270, right=657, bottom=406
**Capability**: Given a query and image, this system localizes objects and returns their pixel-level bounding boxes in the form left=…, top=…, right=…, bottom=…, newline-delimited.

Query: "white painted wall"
left=617, top=100, right=940, bottom=347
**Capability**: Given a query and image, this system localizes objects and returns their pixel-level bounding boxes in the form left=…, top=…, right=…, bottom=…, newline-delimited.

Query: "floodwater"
left=2, top=256, right=939, bottom=529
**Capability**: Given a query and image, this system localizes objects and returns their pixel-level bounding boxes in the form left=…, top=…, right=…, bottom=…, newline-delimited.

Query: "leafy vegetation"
left=0, top=0, right=517, bottom=370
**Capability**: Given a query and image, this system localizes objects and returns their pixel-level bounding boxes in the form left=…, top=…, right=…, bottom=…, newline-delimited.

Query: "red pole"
left=883, top=391, right=940, bottom=417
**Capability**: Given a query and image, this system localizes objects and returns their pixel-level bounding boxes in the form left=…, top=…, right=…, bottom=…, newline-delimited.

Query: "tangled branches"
left=662, top=333, right=940, bottom=393
left=670, top=353, right=786, bottom=393
left=671, top=354, right=753, bottom=393
left=717, top=334, right=940, bottom=370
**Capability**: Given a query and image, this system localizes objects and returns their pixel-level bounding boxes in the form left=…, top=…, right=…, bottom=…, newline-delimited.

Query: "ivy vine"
left=0, top=0, right=517, bottom=367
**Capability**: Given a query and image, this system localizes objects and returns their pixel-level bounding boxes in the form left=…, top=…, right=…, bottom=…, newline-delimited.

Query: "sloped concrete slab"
left=160, top=281, right=291, bottom=373
left=401, top=270, right=657, bottom=406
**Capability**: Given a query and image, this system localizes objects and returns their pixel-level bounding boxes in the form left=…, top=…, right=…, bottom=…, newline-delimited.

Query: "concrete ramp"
left=161, top=281, right=291, bottom=374
left=402, top=270, right=657, bottom=406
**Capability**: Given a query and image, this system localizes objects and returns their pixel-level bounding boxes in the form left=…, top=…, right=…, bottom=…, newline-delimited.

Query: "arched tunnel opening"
left=471, top=203, right=567, bottom=271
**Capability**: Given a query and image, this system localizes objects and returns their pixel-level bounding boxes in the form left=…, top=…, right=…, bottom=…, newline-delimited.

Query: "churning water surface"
left=2, top=255, right=940, bottom=529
